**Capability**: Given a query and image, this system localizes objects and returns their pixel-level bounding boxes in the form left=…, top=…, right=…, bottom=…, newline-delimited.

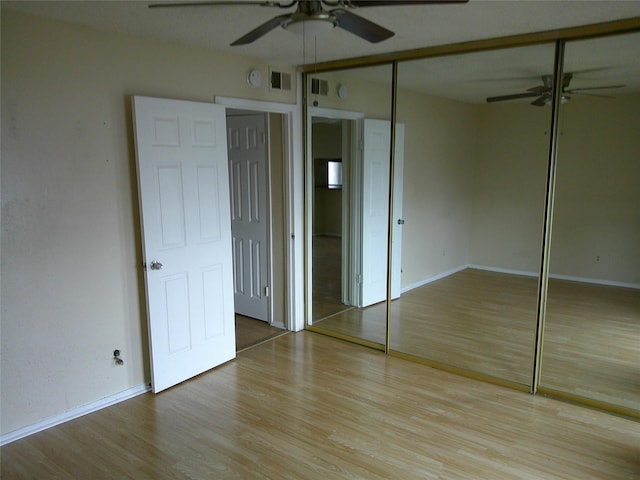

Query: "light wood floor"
left=313, top=268, right=640, bottom=412
left=2, top=332, right=638, bottom=479
left=235, top=314, right=287, bottom=352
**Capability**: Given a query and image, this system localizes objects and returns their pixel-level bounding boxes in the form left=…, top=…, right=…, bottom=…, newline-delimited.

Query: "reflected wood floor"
left=2, top=332, right=639, bottom=480
left=312, top=235, right=351, bottom=321
left=543, top=279, right=640, bottom=409
left=314, top=269, right=640, bottom=411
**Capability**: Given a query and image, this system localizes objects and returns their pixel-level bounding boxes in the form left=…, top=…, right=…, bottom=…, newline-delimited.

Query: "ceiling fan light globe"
left=283, top=18, right=335, bottom=36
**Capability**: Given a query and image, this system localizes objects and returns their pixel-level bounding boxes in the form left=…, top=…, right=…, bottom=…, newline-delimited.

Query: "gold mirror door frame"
left=304, top=65, right=395, bottom=350
left=539, top=31, right=640, bottom=417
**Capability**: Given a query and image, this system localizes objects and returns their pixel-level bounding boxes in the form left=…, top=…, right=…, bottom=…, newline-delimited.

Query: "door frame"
left=216, top=96, right=303, bottom=331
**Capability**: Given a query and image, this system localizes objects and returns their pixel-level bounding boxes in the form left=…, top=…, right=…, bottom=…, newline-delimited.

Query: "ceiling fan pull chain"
left=313, top=35, right=320, bottom=106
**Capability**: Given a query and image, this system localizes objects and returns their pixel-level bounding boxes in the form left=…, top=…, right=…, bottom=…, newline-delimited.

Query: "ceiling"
left=4, top=0, right=640, bottom=66
left=4, top=1, right=640, bottom=103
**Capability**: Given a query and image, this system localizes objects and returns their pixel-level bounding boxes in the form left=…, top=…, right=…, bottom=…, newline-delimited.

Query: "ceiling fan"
left=486, top=73, right=625, bottom=107
left=149, top=0, right=469, bottom=46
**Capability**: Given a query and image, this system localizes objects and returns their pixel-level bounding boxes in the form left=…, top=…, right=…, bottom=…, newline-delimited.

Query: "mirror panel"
left=392, top=44, right=555, bottom=385
left=541, top=32, right=640, bottom=412
left=306, top=64, right=394, bottom=347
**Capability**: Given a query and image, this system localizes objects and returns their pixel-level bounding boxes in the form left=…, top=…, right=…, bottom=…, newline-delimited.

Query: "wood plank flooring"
left=235, top=314, right=287, bottom=352
left=312, top=268, right=640, bottom=412
left=2, top=332, right=638, bottom=479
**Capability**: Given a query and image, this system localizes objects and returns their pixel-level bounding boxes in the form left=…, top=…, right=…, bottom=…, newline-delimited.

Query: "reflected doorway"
left=308, top=108, right=404, bottom=348
left=312, top=116, right=355, bottom=321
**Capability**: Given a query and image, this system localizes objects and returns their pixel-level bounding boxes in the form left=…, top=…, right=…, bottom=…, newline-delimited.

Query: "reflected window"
left=327, top=160, right=342, bottom=189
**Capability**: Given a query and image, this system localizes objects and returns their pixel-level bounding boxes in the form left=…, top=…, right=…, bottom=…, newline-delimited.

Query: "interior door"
left=133, top=96, right=235, bottom=393
left=360, top=119, right=404, bottom=307
left=226, top=113, right=270, bottom=322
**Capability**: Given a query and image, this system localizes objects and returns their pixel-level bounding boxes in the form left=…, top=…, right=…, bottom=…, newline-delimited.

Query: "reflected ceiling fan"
left=486, top=73, right=625, bottom=107
left=149, top=0, right=469, bottom=46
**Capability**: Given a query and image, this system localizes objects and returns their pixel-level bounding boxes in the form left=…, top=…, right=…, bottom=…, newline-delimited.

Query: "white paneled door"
left=227, top=114, right=270, bottom=322
left=360, top=119, right=404, bottom=307
left=133, top=96, right=235, bottom=393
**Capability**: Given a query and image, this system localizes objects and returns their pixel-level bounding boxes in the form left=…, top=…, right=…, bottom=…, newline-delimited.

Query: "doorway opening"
left=226, top=108, right=289, bottom=350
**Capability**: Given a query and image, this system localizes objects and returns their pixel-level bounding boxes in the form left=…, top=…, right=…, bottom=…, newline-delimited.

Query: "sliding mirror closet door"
left=540, top=32, right=640, bottom=414
left=306, top=64, right=394, bottom=348
left=392, top=44, right=555, bottom=386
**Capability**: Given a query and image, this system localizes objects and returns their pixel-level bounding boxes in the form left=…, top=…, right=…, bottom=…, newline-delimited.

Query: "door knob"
left=150, top=260, right=163, bottom=271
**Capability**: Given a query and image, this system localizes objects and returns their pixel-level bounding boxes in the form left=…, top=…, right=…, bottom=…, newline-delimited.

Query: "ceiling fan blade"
left=230, top=14, right=291, bottom=45
left=569, top=92, right=616, bottom=99
left=566, top=84, right=625, bottom=93
left=526, top=85, right=548, bottom=94
left=486, top=92, right=540, bottom=103
left=333, top=9, right=394, bottom=43
left=149, top=1, right=290, bottom=8
left=531, top=95, right=550, bottom=107
left=344, top=0, right=468, bottom=6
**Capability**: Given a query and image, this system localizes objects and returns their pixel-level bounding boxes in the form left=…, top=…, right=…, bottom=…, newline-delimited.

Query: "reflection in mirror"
left=306, top=64, right=393, bottom=347
left=541, top=32, right=640, bottom=413
left=391, top=44, right=555, bottom=386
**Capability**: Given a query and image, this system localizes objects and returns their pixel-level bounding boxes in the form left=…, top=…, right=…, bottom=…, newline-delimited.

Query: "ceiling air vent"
left=270, top=70, right=292, bottom=91
left=310, top=78, right=329, bottom=96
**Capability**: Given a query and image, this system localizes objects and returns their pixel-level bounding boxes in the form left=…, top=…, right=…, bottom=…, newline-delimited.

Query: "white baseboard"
left=0, top=383, right=151, bottom=446
left=471, top=264, right=640, bottom=289
left=401, top=264, right=640, bottom=294
left=401, top=265, right=468, bottom=294
left=271, top=320, right=286, bottom=330
left=548, top=273, right=640, bottom=290
left=468, top=264, right=538, bottom=278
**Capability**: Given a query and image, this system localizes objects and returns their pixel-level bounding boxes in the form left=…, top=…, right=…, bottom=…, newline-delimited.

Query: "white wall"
left=396, top=90, right=638, bottom=289
left=1, top=10, right=296, bottom=436
left=550, top=94, right=640, bottom=284
left=396, top=90, right=477, bottom=287
left=470, top=95, right=640, bottom=285
left=309, top=68, right=393, bottom=120
left=470, top=102, right=550, bottom=272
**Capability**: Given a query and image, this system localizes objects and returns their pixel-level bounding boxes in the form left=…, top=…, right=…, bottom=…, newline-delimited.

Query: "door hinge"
left=264, top=286, right=270, bottom=297
left=142, top=262, right=147, bottom=271
left=262, top=132, right=267, bottom=145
